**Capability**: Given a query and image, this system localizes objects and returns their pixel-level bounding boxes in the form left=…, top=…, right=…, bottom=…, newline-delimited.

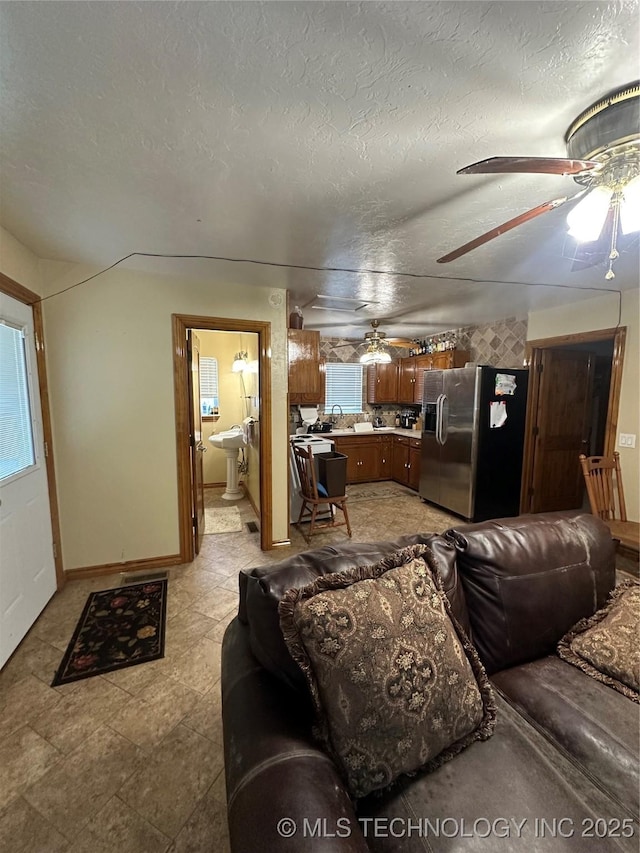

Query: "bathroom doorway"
left=172, top=315, right=272, bottom=559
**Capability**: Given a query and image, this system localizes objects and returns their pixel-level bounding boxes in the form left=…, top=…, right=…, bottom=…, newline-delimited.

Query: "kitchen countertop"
left=324, top=427, right=421, bottom=439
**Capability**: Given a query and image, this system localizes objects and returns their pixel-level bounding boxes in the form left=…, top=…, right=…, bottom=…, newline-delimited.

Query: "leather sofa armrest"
left=222, top=618, right=369, bottom=853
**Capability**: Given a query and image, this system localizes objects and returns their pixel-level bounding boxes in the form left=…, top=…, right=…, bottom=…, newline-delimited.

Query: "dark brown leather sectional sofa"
left=221, top=511, right=639, bottom=852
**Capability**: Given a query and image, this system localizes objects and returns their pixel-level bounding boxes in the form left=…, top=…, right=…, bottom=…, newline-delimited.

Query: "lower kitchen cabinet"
left=392, top=435, right=421, bottom=490
left=332, top=435, right=393, bottom=483
left=332, top=433, right=418, bottom=488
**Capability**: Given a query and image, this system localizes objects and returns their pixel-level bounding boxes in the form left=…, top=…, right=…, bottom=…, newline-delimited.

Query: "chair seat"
left=607, top=519, right=640, bottom=553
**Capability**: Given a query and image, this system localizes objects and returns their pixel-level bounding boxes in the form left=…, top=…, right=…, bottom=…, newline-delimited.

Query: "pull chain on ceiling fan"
left=437, top=82, right=640, bottom=279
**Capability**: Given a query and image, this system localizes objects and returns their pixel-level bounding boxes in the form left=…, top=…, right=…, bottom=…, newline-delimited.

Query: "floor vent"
left=246, top=521, right=259, bottom=533
left=120, top=570, right=169, bottom=585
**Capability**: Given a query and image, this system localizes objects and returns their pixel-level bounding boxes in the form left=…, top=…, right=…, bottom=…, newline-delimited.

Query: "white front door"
left=0, top=293, right=57, bottom=668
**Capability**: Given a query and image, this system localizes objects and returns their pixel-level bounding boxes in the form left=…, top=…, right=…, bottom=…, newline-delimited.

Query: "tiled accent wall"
left=289, top=318, right=528, bottom=430
left=452, top=316, right=528, bottom=368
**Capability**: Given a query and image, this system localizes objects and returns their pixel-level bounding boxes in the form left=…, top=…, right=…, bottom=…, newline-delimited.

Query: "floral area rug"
left=346, top=483, right=416, bottom=503
left=51, top=580, right=167, bottom=686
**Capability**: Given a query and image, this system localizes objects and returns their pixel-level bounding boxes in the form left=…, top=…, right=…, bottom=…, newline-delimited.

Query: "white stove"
left=289, top=435, right=335, bottom=523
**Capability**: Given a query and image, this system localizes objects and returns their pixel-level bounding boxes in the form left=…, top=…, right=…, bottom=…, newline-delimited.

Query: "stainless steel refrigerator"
left=419, top=365, right=529, bottom=521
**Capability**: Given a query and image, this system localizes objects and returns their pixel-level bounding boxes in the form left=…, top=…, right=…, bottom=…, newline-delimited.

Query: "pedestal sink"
left=208, top=428, right=245, bottom=500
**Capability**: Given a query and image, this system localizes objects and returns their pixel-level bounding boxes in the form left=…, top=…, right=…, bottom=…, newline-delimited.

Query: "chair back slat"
left=579, top=452, right=627, bottom=522
left=293, top=445, right=319, bottom=500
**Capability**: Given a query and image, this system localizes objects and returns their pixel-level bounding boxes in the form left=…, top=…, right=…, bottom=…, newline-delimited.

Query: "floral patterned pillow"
left=558, top=579, right=639, bottom=703
left=279, top=543, right=496, bottom=798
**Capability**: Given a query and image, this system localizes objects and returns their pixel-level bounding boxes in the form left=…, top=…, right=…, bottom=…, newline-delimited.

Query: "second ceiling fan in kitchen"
left=332, top=320, right=414, bottom=364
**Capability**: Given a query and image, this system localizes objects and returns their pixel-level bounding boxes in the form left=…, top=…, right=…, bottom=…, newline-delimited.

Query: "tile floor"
left=4, top=485, right=632, bottom=852
left=0, top=484, right=460, bottom=852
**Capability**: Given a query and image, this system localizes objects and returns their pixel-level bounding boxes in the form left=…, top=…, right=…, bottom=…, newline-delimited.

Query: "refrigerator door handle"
left=435, top=394, right=444, bottom=446
left=440, top=394, right=448, bottom=444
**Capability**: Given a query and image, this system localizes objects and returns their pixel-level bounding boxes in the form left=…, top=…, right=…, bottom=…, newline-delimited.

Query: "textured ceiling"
left=1, top=1, right=639, bottom=338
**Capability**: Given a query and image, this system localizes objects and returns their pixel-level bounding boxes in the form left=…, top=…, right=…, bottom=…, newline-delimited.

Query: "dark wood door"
left=529, top=348, right=595, bottom=513
left=187, top=330, right=205, bottom=554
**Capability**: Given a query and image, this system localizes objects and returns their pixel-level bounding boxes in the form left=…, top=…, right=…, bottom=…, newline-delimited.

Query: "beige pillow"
left=279, top=544, right=496, bottom=798
left=558, top=579, right=639, bottom=703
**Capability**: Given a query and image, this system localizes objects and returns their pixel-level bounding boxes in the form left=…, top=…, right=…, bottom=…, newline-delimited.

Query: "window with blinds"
left=0, top=320, right=35, bottom=480
left=324, top=362, right=364, bottom=414
left=199, top=356, right=219, bottom=415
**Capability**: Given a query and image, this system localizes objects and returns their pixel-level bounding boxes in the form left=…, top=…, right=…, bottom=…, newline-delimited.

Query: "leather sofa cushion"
left=241, top=533, right=466, bottom=692
left=557, top=579, right=640, bottom=702
left=493, top=656, right=639, bottom=820
left=358, top=691, right=637, bottom=852
left=445, top=511, right=615, bottom=675
left=279, top=545, right=495, bottom=798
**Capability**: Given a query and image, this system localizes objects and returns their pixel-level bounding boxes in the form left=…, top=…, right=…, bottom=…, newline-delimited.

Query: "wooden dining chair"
left=579, top=452, right=639, bottom=557
left=292, top=445, right=352, bottom=543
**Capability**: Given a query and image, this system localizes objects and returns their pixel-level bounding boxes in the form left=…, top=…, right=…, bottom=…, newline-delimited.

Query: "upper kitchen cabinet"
left=398, top=355, right=431, bottom=404
left=397, top=358, right=416, bottom=404
left=431, top=349, right=470, bottom=370
left=288, top=330, right=324, bottom=403
left=366, top=362, right=398, bottom=404
left=398, top=350, right=470, bottom=404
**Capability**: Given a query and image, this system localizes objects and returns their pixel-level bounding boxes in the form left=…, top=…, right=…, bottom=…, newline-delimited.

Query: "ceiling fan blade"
left=457, top=156, right=599, bottom=176
left=437, top=195, right=575, bottom=263
left=385, top=338, right=415, bottom=348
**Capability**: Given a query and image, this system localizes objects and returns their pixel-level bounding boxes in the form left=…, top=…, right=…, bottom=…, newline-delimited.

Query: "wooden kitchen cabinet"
left=397, top=358, right=416, bottom=403
left=379, top=436, right=392, bottom=479
left=398, top=355, right=430, bottom=404
left=366, top=363, right=398, bottom=404
left=408, top=440, right=421, bottom=490
left=392, top=435, right=421, bottom=490
left=398, top=350, right=470, bottom=405
left=332, top=435, right=389, bottom=483
left=431, top=349, right=470, bottom=370
left=288, top=330, right=324, bottom=404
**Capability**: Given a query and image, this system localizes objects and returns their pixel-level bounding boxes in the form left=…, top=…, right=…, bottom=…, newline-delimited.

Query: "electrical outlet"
left=619, top=433, right=636, bottom=448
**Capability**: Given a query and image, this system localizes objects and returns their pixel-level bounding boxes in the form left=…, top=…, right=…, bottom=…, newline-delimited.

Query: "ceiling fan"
left=332, top=320, right=415, bottom=363
left=437, top=82, right=640, bottom=280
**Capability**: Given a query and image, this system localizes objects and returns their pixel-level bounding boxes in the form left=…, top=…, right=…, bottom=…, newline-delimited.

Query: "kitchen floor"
left=6, top=486, right=628, bottom=852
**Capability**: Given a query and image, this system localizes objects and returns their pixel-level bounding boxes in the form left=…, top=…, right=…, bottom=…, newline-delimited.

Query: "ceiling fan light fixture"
left=566, top=185, right=614, bottom=242
left=359, top=348, right=391, bottom=365
left=620, top=174, right=640, bottom=234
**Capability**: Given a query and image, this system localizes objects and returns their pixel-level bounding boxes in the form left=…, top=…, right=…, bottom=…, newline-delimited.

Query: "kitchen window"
left=324, top=362, right=363, bottom=414
left=200, top=356, right=219, bottom=417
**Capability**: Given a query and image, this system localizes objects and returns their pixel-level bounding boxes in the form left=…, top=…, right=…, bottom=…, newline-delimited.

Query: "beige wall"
left=0, top=226, right=42, bottom=295
left=38, top=260, right=288, bottom=570
left=528, top=289, right=640, bottom=522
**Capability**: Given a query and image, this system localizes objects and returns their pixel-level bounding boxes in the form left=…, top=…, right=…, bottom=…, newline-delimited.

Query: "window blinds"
left=324, top=362, right=364, bottom=414
left=199, top=356, right=219, bottom=405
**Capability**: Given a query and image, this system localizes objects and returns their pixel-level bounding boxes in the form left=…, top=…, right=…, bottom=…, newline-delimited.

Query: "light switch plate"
left=619, top=433, right=637, bottom=448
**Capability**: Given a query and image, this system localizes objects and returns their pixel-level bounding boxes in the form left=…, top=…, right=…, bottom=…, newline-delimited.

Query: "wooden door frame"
left=0, top=271, right=65, bottom=589
left=172, top=314, right=273, bottom=559
left=520, top=325, right=626, bottom=513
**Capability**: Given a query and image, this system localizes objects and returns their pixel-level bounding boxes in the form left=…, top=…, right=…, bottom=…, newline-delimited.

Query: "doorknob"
left=196, top=441, right=207, bottom=452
